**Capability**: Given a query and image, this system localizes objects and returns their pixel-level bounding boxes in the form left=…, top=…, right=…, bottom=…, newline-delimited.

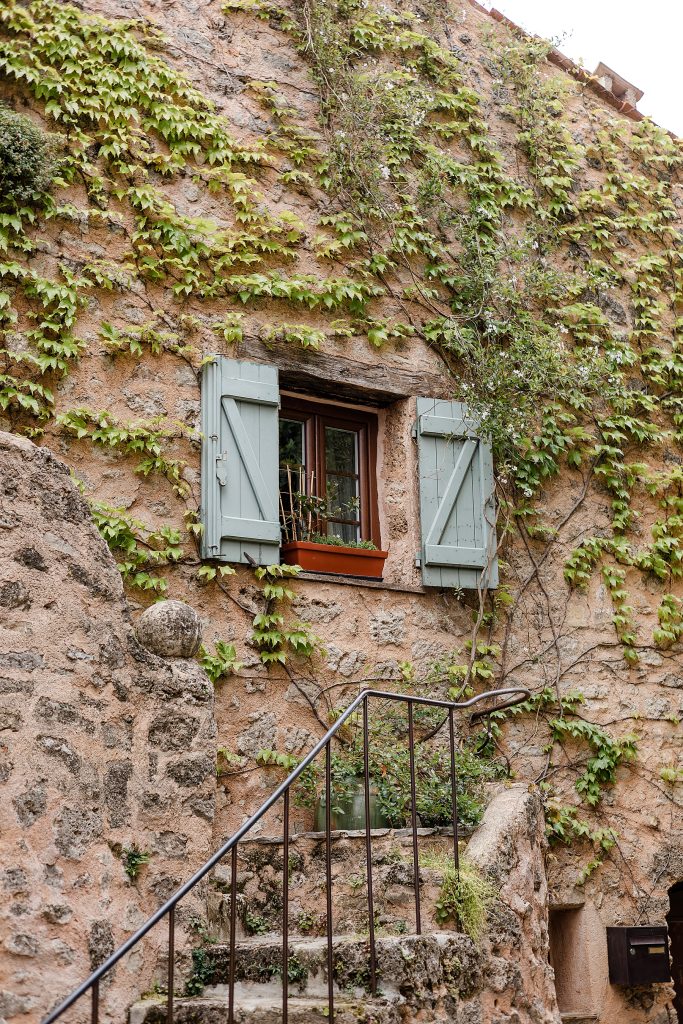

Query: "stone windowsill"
left=294, top=569, right=426, bottom=595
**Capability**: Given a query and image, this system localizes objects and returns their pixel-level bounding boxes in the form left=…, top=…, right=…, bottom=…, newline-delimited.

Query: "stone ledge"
left=237, top=825, right=473, bottom=845
left=294, top=570, right=426, bottom=594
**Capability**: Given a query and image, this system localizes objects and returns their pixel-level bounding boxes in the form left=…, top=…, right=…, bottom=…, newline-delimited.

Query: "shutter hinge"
left=411, top=424, right=418, bottom=439
left=216, top=452, right=229, bottom=486
left=414, top=553, right=422, bottom=567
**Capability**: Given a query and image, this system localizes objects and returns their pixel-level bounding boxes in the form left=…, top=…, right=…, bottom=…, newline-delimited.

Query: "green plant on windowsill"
left=280, top=465, right=376, bottom=549
left=306, top=532, right=377, bottom=550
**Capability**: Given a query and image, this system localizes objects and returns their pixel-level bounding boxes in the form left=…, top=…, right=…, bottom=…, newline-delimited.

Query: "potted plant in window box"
left=280, top=472, right=388, bottom=579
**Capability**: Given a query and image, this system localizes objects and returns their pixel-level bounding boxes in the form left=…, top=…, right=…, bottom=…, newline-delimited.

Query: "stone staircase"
left=126, top=785, right=560, bottom=1024
left=130, top=827, right=477, bottom=1023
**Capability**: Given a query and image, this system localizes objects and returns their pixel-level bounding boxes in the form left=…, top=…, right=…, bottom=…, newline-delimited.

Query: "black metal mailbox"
left=607, top=926, right=671, bottom=986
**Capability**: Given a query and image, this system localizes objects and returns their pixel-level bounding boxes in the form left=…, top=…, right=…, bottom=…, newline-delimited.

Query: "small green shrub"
left=184, top=948, right=216, bottom=995
left=0, top=107, right=59, bottom=203
left=245, top=911, right=270, bottom=935
left=121, top=843, right=151, bottom=881
left=327, top=732, right=498, bottom=829
left=432, top=856, right=498, bottom=940
left=272, top=953, right=307, bottom=987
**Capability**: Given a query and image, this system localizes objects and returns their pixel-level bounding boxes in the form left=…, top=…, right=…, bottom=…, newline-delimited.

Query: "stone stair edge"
left=222, top=824, right=472, bottom=845
left=130, top=993, right=392, bottom=1024
left=207, top=930, right=462, bottom=951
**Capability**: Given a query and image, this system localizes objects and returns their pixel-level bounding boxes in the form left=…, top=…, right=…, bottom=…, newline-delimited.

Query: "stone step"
left=207, top=827, right=464, bottom=941
left=196, top=931, right=475, bottom=994
left=130, top=931, right=480, bottom=1024
left=131, top=991, right=398, bottom=1024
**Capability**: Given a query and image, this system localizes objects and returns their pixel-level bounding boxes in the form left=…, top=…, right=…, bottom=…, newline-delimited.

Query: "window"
left=278, top=396, right=380, bottom=548
left=200, top=357, right=498, bottom=586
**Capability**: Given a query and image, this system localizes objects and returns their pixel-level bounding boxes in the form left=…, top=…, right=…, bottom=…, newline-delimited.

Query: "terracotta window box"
left=281, top=540, right=389, bottom=579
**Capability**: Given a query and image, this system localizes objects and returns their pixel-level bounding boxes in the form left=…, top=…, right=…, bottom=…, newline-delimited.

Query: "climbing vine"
left=0, top=0, right=681, bottom=894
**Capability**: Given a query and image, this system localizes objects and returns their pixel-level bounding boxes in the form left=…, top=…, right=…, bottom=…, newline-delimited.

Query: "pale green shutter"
left=416, top=398, right=498, bottom=589
left=201, top=357, right=281, bottom=565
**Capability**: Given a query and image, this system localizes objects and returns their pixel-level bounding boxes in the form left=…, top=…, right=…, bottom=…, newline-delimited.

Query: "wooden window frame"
left=279, top=396, right=381, bottom=548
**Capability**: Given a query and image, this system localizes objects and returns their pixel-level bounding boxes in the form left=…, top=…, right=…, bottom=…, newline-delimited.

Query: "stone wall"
left=0, top=433, right=216, bottom=1022
left=0, top=0, right=681, bottom=1022
left=467, top=786, right=560, bottom=1024
left=0, top=432, right=560, bottom=1024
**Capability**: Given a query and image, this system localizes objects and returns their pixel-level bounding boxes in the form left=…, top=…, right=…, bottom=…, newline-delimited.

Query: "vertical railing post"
left=407, top=701, right=421, bottom=935
left=91, top=980, right=99, bottom=1024
left=448, top=708, right=460, bottom=874
left=325, top=741, right=334, bottom=1019
left=362, top=696, right=377, bottom=995
left=282, top=787, right=290, bottom=1024
left=167, top=905, right=175, bottom=1024
left=228, top=845, right=237, bottom=1024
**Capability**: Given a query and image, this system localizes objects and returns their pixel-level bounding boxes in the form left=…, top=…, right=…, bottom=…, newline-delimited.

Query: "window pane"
left=325, top=427, right=357, bottom=473
left=325, top=426, right=360, bottom=543
left=326, top=473, right=359, bottom=517
left=279, top=419, right=305, bottom=539
left=280, top=418, right=304, bottom=472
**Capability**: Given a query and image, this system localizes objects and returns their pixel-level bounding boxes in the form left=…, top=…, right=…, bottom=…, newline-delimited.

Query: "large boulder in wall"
left=0, top=432, right=216, bottom=1023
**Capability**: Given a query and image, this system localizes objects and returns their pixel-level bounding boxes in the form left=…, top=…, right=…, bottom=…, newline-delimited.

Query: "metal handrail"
left=42, top=685, right=530, bottom=1024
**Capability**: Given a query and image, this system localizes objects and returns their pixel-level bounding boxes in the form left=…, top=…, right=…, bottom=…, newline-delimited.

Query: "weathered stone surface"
left=237, top=712, right=277, bottom=758
left=88, top=920, right=114, bottom=970
left=166, top=754, right=215, bottom=786
left=104, top=761, right=133, bottom=827
left=148, top=711, right=201, bottom=751
left=326, top=644, right=367, bottom=677
left=135, top=600, right=202, bottom=658
left=369, top=609, right=406, bottom=646
left=42, top=904, right=73, bottom=926
left=0, top=990, right=36, bottom=1017
left=12, top=784, right=47, bottom=827
left=467, top=785, right=559, bottom=1023
left=0, top=432, right=216, bottom=1023
left=0, top=580, right=32, bottom=610
left=53, top=807, right=104, bottom=859
left=291, top=596, right=343, bottom=623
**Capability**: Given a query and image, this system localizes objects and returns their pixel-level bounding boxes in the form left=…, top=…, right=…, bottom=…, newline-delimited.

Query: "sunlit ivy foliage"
left=220, top=0, right=683, bottom=662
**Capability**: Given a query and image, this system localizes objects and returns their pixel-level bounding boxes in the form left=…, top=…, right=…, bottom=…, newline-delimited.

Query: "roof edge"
left=470, top=3, right=646, bottom=124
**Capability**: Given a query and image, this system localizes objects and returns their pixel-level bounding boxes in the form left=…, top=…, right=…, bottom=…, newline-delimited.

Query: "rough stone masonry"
left=0, top=432, right=216, bottom=1022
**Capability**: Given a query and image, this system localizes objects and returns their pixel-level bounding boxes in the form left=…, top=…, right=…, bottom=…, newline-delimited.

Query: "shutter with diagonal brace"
left=416, top=398, right=498, bottom=589
left=201, top=357, right=281, bottom=565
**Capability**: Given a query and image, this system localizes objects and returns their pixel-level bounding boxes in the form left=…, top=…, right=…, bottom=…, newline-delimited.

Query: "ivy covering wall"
left=0, top=0, right=681, bottom=890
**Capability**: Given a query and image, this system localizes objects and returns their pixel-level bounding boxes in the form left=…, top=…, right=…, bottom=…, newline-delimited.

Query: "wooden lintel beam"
left=237, top=337, right=452, bottom=406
